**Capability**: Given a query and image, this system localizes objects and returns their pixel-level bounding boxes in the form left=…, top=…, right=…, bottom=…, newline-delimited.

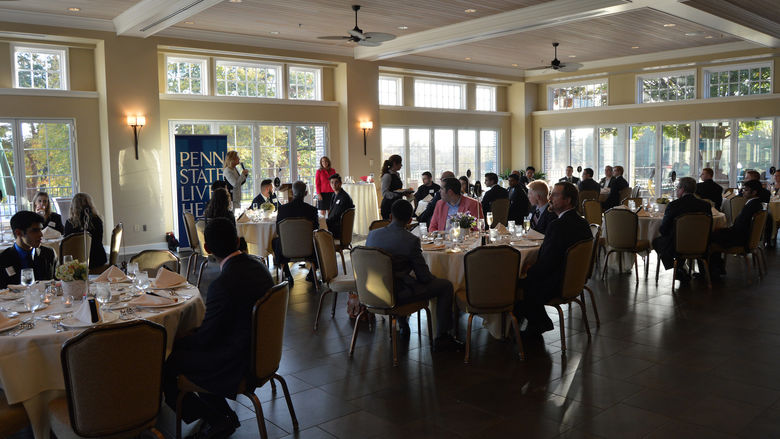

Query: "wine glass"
left=252, top=203, right=258, bottom=211
left=21, top=268, right=35, bottom=290
left=523, top=216, right=531, bottom=234
left=486, top=212, right=494, bottom=228
left=63, top=255, right=73, bottom=264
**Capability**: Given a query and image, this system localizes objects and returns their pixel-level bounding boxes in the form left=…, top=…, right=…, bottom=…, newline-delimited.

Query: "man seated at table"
left=599, top=165, right=614, bottom=189
left=429, top=177, right=484, bottom=232
left=772, top=169, right=780, bottom=199
left=558, top=166, right=580, bottom=184
left=366, top=199, right=462, bottom=350
left=652, top=177, right=712, bottom=281
left=519, top=166, right=535, bottom=189
left=0, top=211, right=56, bottom=289
left=251, top=179, right=280, bottom=209
left=481, top=172, right=509, bottom=215
left=417, top=171, right=455, bottom=226
left=515, top=182, right=591, bottom=334
left=695, top=168, right=723, bottom=209
left=326, top=174, right=354, bottom=239
left=743, top=170, right=771, bottom=203
left=163, top=217, right=273, bottom=439
left=709, top=179, right=764, bottom=277
left=602, top=165, right=629, bottom=210
left=528, top=180, right=557, bottom=234
left=578, top=168, right=601, bottom=193
left=272, top=181, right=318, bottom=286
left=507, top=173, right=530, bottom=224
left=414, top=171, right=440, bottom=205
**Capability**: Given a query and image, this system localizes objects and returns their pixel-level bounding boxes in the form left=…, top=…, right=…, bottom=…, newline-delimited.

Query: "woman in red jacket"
left=315, top=156, right=336, bottom=215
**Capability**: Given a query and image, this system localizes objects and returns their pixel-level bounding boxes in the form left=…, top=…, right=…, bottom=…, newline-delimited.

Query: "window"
left=414, top=79, right=465, bottom=110
left=295, top=126, right=327, bottom=192
left=13, top=46, right=68, bottom=90
left=408, top=129, right=430, bottom=185
left=549, top=80, right=607, bottom=110
left=257, top=125, right=290, bottom=183
left=380, top=128, right=405, bottom=165
left=475, top=85, right=496, bottom=111
left=434, top=129, right=455, bottom=178
left=638, top=70, right=695, bottom=103
left=457, top=130, right=477, bottom=177
left=215, top=60, right=281, bottom=98
left=288, top=66, right=321, bottom=100
left=660, top=123, right=692, bottom=198
left=698, top=122, right=731, bottom=187
left=480, top=131, right=498, bottom=175
left=378, top=76, right=403, bottom=106
left=598, top=127, right=625, bottom=180
left=166, top=57, right=207, bottom=95
left=704, top=63, right=772, bottom=98
left=629, top=125, right=656, bottom=198
left=218, top=124, right=254, bottom=205
left=737, top=119, right=773, bottom=184
left=542, top=129, right=567, bottom=182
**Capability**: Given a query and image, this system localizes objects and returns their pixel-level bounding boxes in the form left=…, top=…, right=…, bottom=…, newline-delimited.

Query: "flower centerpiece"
left=449, top=212, right=477, bottom=242
left=56, top=259, right=89, bottom=299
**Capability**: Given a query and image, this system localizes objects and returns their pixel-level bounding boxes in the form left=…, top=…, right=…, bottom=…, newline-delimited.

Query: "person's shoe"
left=674, top=268, right=691, bottom=282
left=305, top=270, right=316, bottom=283
left=434, top=334, right=465, bottom=352
left=186, top=416, right=236, bottom=439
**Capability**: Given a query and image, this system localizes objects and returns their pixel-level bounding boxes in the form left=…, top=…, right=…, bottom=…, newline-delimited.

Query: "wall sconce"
left=360, top=120, right=373, bottom=156
left=126, top=115, right=146, bottom=160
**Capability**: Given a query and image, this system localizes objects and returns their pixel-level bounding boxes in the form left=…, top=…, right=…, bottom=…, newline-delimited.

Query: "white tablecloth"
left=343, top=183, right=380, bottom=235
left=237, top=215, right=327, bottom=260
left=0, top=284, right=205, bottom=439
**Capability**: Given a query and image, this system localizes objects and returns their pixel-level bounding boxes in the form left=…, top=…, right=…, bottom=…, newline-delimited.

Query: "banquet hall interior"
left=0, top=0, right=779, bottom=438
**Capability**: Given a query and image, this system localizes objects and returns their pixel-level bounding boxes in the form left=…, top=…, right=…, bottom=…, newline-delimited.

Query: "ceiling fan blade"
left=347, top=29, right=367, bottom=40
left=525, top=65, right=553, bottom=71
left=559, top=62, right=583, bottom=72
left=358, top=39, right=381, bottom=47
left=363, top=32, right=396, bottom=43
left=317, top=35, right=351, bottom=40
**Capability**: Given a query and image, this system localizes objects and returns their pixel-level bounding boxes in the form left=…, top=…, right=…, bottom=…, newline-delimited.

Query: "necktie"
left=532, top=207, right=540, bottom=226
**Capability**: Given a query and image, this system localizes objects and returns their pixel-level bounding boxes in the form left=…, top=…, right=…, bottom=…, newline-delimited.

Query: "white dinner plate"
left=0, top=289, right=22, bottom=301
left=0, top=318, right=20, bottom=332
left=6, top=302, right=49, bottom=313
left=61, top=311, right=120, bottom=328
left=150, top=282, right=188, bottom=290
left=511, top=241, right=540, bottom=248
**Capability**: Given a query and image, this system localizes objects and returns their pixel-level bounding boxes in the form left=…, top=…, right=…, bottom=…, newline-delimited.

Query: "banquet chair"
left=182, top=212, right=201, bottom=282
left=710, top=210, right=767, bottom=285
left=601, top=208, right=650, bottom=284
left=176, top=283, right=298, bottom=439
left=655, top=213, right=712, bottom=293
left=460, top=245, right=524, bottom=364
left=619, top=187, right=632, bottom=203
left=59, top=232, right=92, bottom=266
left=578, top=190, right=599, bottom=214
left=350, top=246, right=433, bottom=366
left=0, top=390, right=29, bottom=438
left=631, top=185, right=641, bottom=198
left=313, top=230, right=357, bottom=331
left=194, top=221, right=210, bottom=288
left=334, top=208, right=356, bottom=274
left=583, top=199, right=602, bottom=226
left=621, top=197, right=643, bottom=208
left=489, top=198, right=510, bottom=227
left=50, top=320, right=167, bottom=439
left=130, top=250, right=181, bottom=277
left=277, top=218, right=317, bottom=287
left=728, top=195, right=746, bottom=226
left=89, top=223, right=123, bottom=275
left=545, top=238, right=593, bottom=354
left=369, top=219, right=390, bottom=231
left=582, top=224, right=602, bottom=327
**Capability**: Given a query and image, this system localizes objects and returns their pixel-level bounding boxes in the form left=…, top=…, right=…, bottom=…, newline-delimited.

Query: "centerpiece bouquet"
left=449, top=212, right=477, bottom=230
left=56, top=259, right=89, bottom=298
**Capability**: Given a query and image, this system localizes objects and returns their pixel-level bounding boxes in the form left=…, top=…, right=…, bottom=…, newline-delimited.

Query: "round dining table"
left=0, top=283, right=205, bottom=439
left=237, top=213, right=328, bottom=260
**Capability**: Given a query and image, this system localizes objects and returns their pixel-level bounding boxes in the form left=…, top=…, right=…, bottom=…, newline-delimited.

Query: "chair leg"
left=655, top=253, right=661, bottom=283
left=175, top=391, right=186, bottom=439
left=634, top=253, right=639, bottom=285
left=464, top=313, right=475, bottom=364
left=339, top=251, right=347, bottom=275
left=618, top=251, right=624, bottom=273
left=185, top=254, right=194, bottom=282
left=313, top=288, right=331, bottom=331
left=424, top=307, right=433, bottom=351
left=699, top=258, right=712, bottom=289
left=349, top=309, right=365, bottom=356
left=602, top=250, right=613, bottom=280
left=672, top=259, right=678, bottom=294
left=196, top=259, right=208, bottom=289
left=583, top=285, right=600, bottom=327
left=508, top=312, right=525, bottom=360
left=573, top=298, right=591, bottom=339
left=554, top=305, right=566, bottom=353
left=273, top=374, right=299, bottom=430
left=644, top=252, right=650, bottom=278
left=270, top=379, right=276, bottom=393
left=245, top=391, right=269, bottom=439
left=331, top=292, right=338, bottom=318
left=391, top=316, right=399, bottom=366
left=417, top=311, right=421, bottom=340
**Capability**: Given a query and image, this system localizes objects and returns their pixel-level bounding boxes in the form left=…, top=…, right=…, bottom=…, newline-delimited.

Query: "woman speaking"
left=222, top=150, right=248, bottom=210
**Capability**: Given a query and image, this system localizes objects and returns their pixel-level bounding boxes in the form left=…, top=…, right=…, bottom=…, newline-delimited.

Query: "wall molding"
left=380, top=105, right=510, bottom=117
left=0, top=88, right=99, bottom=98
left=159, top=93, right=339, bottom=106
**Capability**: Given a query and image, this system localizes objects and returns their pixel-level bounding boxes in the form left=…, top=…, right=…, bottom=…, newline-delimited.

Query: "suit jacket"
left=429, top=195, right=484, bottom=232
left=695, top=180, right=723, bottom=210
left=578, top=178, right=601, bottom=193
left=64, top=215, right=107, bottom=269
left=0, top=245, right=57, bottom=289
left=251, top=192, right=280, bottom=209
left=519, top=175, right=533, bottom=186
left=326, top=190, right=355, bottom=238
left=417, top=192, right=441, bottom=225
left=507, top=185, right=530, bottom=223
left=559, top=176, right=580, bottom=184
left=658, top=194, right=712, bottom=238
left=713, top=197, right=764, bottom=248
left=602, top=175, right=628, bottom=209
left=43, top=212, right=65, bottom=234
left=276, top=198, right=318, bottom=230
left=531, top=204, right=557, bottom=234
left=481, top=185, right=509, bottom=214
left=414, top=183, right=440, bottom=203
left=599, top=176, right=613, bottom=188
left=366, top=222, right=434, bottom=298
left=172, top=253, right=273, bottom=396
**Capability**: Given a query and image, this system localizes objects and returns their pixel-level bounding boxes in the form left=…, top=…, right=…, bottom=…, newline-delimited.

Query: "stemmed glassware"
left=94, top=282, right=111, bottom=311
left=22, top=268, right=41, bottom=322
left=486, top=212, right=494, bottom=229
left=135, top=272, right=150, bottom=293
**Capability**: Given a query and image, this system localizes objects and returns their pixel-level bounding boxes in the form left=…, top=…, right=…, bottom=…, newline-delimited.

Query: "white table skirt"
left=343, top=183, right=380, bottom=235
left=0, top=285, right=205, bottom=439
left=237, top=220, right=276, bottom=258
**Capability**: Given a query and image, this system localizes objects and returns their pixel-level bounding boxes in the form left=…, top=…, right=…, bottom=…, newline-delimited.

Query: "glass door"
left=660, top=123, right=692, bottom=198
left=698, top=121, right=731, bottom=187
left=598, top=127, right=625, bottom=180
left=630, top=125, right=657, bottom=198
left=737, top=119, right=773, bottom=184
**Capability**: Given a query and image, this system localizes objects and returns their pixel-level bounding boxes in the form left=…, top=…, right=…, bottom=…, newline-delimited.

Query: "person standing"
left=315, top=156, right=336, bottom=216
left=481, top=172, right=509, bottom=215
left=32, top=191, right=64, bottom=234
left=558, top=166, right=580, bottom=184
left=222, top=151, right=248, bottom=210
left=326, top=174, right=355, bottom=239
left=380, top=155, right=412, bottom=220
left=507, top=173, right=530, bottom=224
left=64, top=193, right=107, bottom=270
left=0, top=211, right=56, bottom=288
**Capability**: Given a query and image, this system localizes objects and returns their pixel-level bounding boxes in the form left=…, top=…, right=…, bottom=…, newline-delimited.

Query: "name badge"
left=48, top=221, right=56, bottom=228
left=429, top=189, right=434, bottom=194
left=5, top=266, right=15, bottom=276
left=336, top=199, right=341, bottom=204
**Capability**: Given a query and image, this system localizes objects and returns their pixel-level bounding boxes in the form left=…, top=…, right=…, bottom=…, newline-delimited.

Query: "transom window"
left=288, top=66, right=322, bottom=100
left=13, top=45, right=68, bottom=90
left=166, top=56, right=208, bottom=95
left=414, top=79, right=465, bottom=110
left=378, top=76, right=403, bottom=106
left=704, top=62, right=772, bottom=98
left=548, top=80, right=607, bottom=110
left=215, top=60, right=281, bottom=98
left=638, top=70, right=695, bottom=103
left=475, top=85, right=497, bottom=111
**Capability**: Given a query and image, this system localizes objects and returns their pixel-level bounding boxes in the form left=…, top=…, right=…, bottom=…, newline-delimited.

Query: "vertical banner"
left=175, top=135, right=227, bottom=248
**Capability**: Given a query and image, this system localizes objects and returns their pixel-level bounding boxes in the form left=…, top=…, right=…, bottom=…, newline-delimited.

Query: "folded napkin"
left=94, top=265, right=129, bottom=283
left=152, top=268, right=187, bottom=288
left=129, top=293, right=175, bottom=307
left=711, top=206, right=720, bottom=216
left=0, top=312, right=19, bottom=330
left=73, top=299, right=100, bottom=324
left=42, top=227, right=62, bottom=239
left=422, top=243, right=446, bottom=251
left=525, top=229, right=545, bottom=240
left=237, top=212, right=250, bottom=223
left=495, top=223, right=510, bottom=235
left=637, top=210, right=651, bottom=217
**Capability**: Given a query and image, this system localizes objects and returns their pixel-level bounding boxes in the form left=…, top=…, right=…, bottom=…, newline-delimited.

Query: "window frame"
left=703, top=61, right=773, bottom=98
left=287, top=65, right=322, bottom=101
left=214, top=58, right=283, bottom=99
left=165, top=55, right=209, bottom=95
left=11, top=44, right=70, bottom=90
left=636, top=69, right=696, bottom=104
left=475, top=84, right=497, bottom=112
left=547, top=78, right=608, bottom=111
left=378, top=75, right=403, bottom=106
left=413, top=78, right=467, bottom=110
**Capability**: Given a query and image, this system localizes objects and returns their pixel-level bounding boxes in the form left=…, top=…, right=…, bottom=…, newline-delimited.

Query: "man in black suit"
left=515, top=182, right=592, bottom=334
left=709, top=180, right=765, bottom=276
left=602, top=165, right=629, bottom=210
left=652, top=177, right=712, bottom=279
left=251, top=179, right=280, bottom=209
left=578, top=168, right=601, bottom=193
left=414, top=171, right=440, bottom=204
left=481, top=172, right=509, bottom=215
left=743, top=170, right=771, bottom=203
left=558, top=166, right=580, bottom=184
left=326, top=174, right=355, bottom=239
left=417, top=170, right=454, bottom=226
left=272, top=181, right=319, bottom=285
left=163, top=218, right=273, bottom=438
left=599, top=166, right=614, bottom=189
left=0, top=211, right=56, bottom=289
left=519, top=166, right=535, bottom=188
left=528, top=180, right=557, bottom=234
left=507, top=173, right=530, bottom=224
left=695, top=168, right=723, bottom=210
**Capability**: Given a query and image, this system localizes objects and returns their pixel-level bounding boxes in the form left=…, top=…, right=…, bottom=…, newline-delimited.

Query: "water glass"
left=21, top=268, right=35, bottom=288
left=508, top=220, right=516, bottom=235
left=24, top=288, right=42, bottom=320
left=252, top=203, right=258, bottom=211
left=127, top=262, right=139, bottom=280
left=489, top=228, right=499, bottom=243
left=628, top=200, right=636, bottom=211
left=135, top=272, right=150, bottom=292
left=63, top=255, right=73, bottom=264
left=94, top=282, right=111, bottom=306
left=477, top=219, right=485, bottom=231
left=61, top=294, right=73, bottom=308
left=419, top=223, right=428, bottom=239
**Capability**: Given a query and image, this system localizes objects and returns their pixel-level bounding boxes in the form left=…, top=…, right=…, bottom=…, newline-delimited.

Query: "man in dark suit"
left=558, top=166, right=580, bottom=185
left=417, top=171, right=454, bottom=226
left=326, top=174, right=354, bottom=239
left=272, top=181, right=319, bottom=285
left=652, top=177, right=712, bottom=279
left=519, top=166, right=535, bottom=189
left=0, top=211, right=56, bottom=289
left=599, top=166, right=614, bottom=189
left=507, top=173, right=530, bottom=223
left=365, top=200, right=462, bottom=351
left=481, top=172, right=509, bottom=215
left=528, top=180, right=557, bottom=234
left=414, top=171, right=440, bottom=204
left=515, top=182, right=592, bottom=334
left=163, top=218, right=273, bottom=438
left=710, top=180, right=764, bottom=276
left=602, top=165, right=629, bottom=210
left=578, top=168, right=601, bottom=193
left=695, top=168, right=723, bottom=210
left=251, top=179, right=280, bottom=209
left=743, top=170, right=771, bottom=203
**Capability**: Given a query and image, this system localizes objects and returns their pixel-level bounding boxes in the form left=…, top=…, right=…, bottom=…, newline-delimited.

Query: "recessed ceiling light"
left=228, top=0, right=242, bottom=2
left=464, top=8, right=477, bottom=13
left=704, top=35, right=713, bottom=39
left=511, top=63, right=518, bottom=67
left=269, top=31, right=280, bottom=35
left=67, top=7, right=80, bottom=12
left=631, top=45, right=640, bottom=49
left=184, top=21, right=194, bottom=24
left=464, top=57, right=471, bottom=60
left=397, top=25, right=408, bottom=30
left=568, top=55, right=577, bottom=58
left=663, top=23, right=676, bottom=27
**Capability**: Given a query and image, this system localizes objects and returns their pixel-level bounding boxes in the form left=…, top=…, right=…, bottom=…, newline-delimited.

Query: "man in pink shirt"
left=429, top=178, right=484, bottom=232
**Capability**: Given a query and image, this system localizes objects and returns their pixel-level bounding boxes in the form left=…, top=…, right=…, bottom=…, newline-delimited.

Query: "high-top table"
left=343, top=183, right=380, bottom=235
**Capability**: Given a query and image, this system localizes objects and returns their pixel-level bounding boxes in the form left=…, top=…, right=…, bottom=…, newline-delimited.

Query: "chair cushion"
left=0, top=391, right=28, bottom=437
left=329, top=275, right=356, bottom=292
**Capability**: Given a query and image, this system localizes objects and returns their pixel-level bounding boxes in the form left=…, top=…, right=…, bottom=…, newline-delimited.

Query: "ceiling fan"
left=528, top=42, right=583, bottom=72
left=317, top=5, right=396, bottom=47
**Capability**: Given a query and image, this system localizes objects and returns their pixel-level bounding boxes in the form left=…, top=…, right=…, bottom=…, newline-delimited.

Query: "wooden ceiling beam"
left=113, top=0, right=224, bottom=38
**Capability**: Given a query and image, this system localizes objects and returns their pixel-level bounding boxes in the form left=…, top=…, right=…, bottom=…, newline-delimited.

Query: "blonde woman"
left=33, top=191, right=64, bottom=234
left=222, top=150, right=248, bottom=210
left=64, top=193, right=107, bottom=269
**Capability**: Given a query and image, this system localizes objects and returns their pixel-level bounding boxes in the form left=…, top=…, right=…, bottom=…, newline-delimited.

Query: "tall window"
left=629, top=125, right=657, bottom=198
left=549, top=80, right=607, bottom=110
left=705, top=63, right=772, bottom=98
left=638, top=71, right=695, bottom=103
left=698, top=122, right=731, bottom=187
left=408, top=129, right=430, bottom=184
left=457, top=130, right=477, bottom=177
left=434, top=130, right=455, bottom=178
left=378, top=76, right=403, bottom=106
left=166, top=57, right=207, bottom=95
left=215, top=60, right=281, bottom=98
left=414, top=79, right=465, bottom=110
left=288, top=66, right=321, bottom=100
left=598, top=127, right=625, bottom=180
left=542, top=129, right=567, bottom=182
left=570, top=128, right=596, bottom=171
left=257, top=125, right=290, bottom=183
left=295, top=126, right=327, bottom=192
left=480, top=131, right=498, bottom=175
left=737, top=120, right=773, bottom=183
left=475, top=85, right=496, bottom=111
left=218, top=124, right=254, bottom=204
left=380, top=128, right=405, bottom=165
left=13, top=46, right=68, bottom=90
left=660, top=123, right=692, bottom=198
